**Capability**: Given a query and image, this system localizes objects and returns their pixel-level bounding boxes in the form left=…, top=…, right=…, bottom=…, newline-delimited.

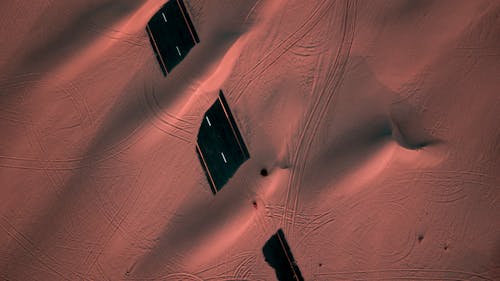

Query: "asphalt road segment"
left=146, top=0, right=199, bottom=76
left=196, top=90, right=250, bottom=194
left=263, top=229, right=304, bottom=281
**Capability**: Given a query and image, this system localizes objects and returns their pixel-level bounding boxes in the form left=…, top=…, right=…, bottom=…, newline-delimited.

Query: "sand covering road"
left=0, top=0, right=499, bottom=280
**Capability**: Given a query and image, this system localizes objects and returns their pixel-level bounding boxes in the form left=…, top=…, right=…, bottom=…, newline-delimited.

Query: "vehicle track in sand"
left=142, top=83, right=195, bottom=144
left=228, top=0, right=337, bottom=104
left=313, top=268, right=495, bottom=281
left=281, top=0, right=358, bottom=238
left=195, top=251, right=254, bottom=277
left=88, top=23, right=147, bottom=48
left=0, top=79, right=195, bottom=171
left=0, top=72, right=145, bottom=171
left=82, top=163, right=146, bottom=276
left=0, top=215, right=72, bottom=280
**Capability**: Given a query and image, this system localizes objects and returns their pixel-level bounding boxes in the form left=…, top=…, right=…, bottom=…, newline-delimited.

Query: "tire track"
left=0, top=124, right=146, bottom=171
left=289, top=0, right=357, bottom=233
left=0, top=72, right=93, bottom=127
left=229, top=0, right=337, bottom=104
left=232, top=254, right=255, bottom=279
left=195, top=251, right=254, bottom=276
left=371, top=202, right=416, bottom=264
left=290, top=39, right=325, bottom=57
left=0, top=216, right=70, bottom=280
left=0, top=73, right=154, bottom=171
left=83, top=164, right=146, bottom=276
left=386, top=169, right=497, bottom=204
left=15, top=80, right=66, bottom=195
left=266, top=204, right=333, bottom=229
left=88, top=23, right=147, bottom=48
left=296, top=213, right=337, bottom=247
left=95, top=261, right=111, bottom=281
left=281, top=0, right=357, bottom=235
left=89, top=174, right=140, bottom=243
left=252, top=204, right=272, bottom=239
left=279, top=52, right=325, bottom=231
left=243, top=0, right=263, bottom=24
left=24, top=122, right=63, bottom=195
left=1, top=58, right=189, bottom=171
left=126, top=272, right=204, bottom=281
left=313, top=268, right=495, bottom=281
left=142, top=83, right=193, bottom=144
left=2, top=60, right=165, bottom=171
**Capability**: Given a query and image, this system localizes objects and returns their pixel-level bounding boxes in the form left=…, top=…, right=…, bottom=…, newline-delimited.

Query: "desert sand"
left=1, top=0, right=499, bottom=280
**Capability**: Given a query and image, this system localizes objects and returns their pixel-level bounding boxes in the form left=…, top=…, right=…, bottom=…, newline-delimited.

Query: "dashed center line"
left=176, top=46, right=181, bottom=56
left=205, top=116, right=212, bottom=126
left=221, top=152, right=227, bottom=163
left=162, top=12, right=167, bottom=22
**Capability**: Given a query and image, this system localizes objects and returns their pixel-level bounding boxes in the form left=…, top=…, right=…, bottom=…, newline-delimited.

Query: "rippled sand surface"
left=1, top=1, right=499, bottom=280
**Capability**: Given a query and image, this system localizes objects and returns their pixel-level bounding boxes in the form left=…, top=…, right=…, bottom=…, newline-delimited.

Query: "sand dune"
left=1, top=0, right=499, bottom=280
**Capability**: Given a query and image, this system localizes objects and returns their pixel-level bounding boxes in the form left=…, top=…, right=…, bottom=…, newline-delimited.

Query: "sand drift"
left=0, top=0, right=499, bottom=280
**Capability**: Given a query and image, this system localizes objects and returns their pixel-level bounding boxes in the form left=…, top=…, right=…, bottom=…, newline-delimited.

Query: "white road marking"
left=221, top=152, right=227, bottom=163
left=205, top=116, right=212, bottom=126
left=162, top=12, right=167, bottom=22
left=176, top=46, right=181, bottom=56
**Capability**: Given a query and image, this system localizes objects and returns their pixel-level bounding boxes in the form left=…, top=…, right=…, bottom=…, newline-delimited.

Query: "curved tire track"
left=229, top=0, right=337, bottom=104
left=282, top=0, right=357, bottom=235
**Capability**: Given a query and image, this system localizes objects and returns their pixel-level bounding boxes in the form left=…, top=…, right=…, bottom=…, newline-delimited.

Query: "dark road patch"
left=146, top=0, right=199, bottom=76
left=263, top=229, right=304, bottom=281
left=196, top=90, right=250, bottom=194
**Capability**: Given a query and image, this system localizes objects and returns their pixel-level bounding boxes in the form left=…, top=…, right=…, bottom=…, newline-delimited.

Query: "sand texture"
left=1, top=0, right=499, bottom=280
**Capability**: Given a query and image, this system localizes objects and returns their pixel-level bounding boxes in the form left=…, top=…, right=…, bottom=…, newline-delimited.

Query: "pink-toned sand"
left=1, top=0, right=499, bottom=280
